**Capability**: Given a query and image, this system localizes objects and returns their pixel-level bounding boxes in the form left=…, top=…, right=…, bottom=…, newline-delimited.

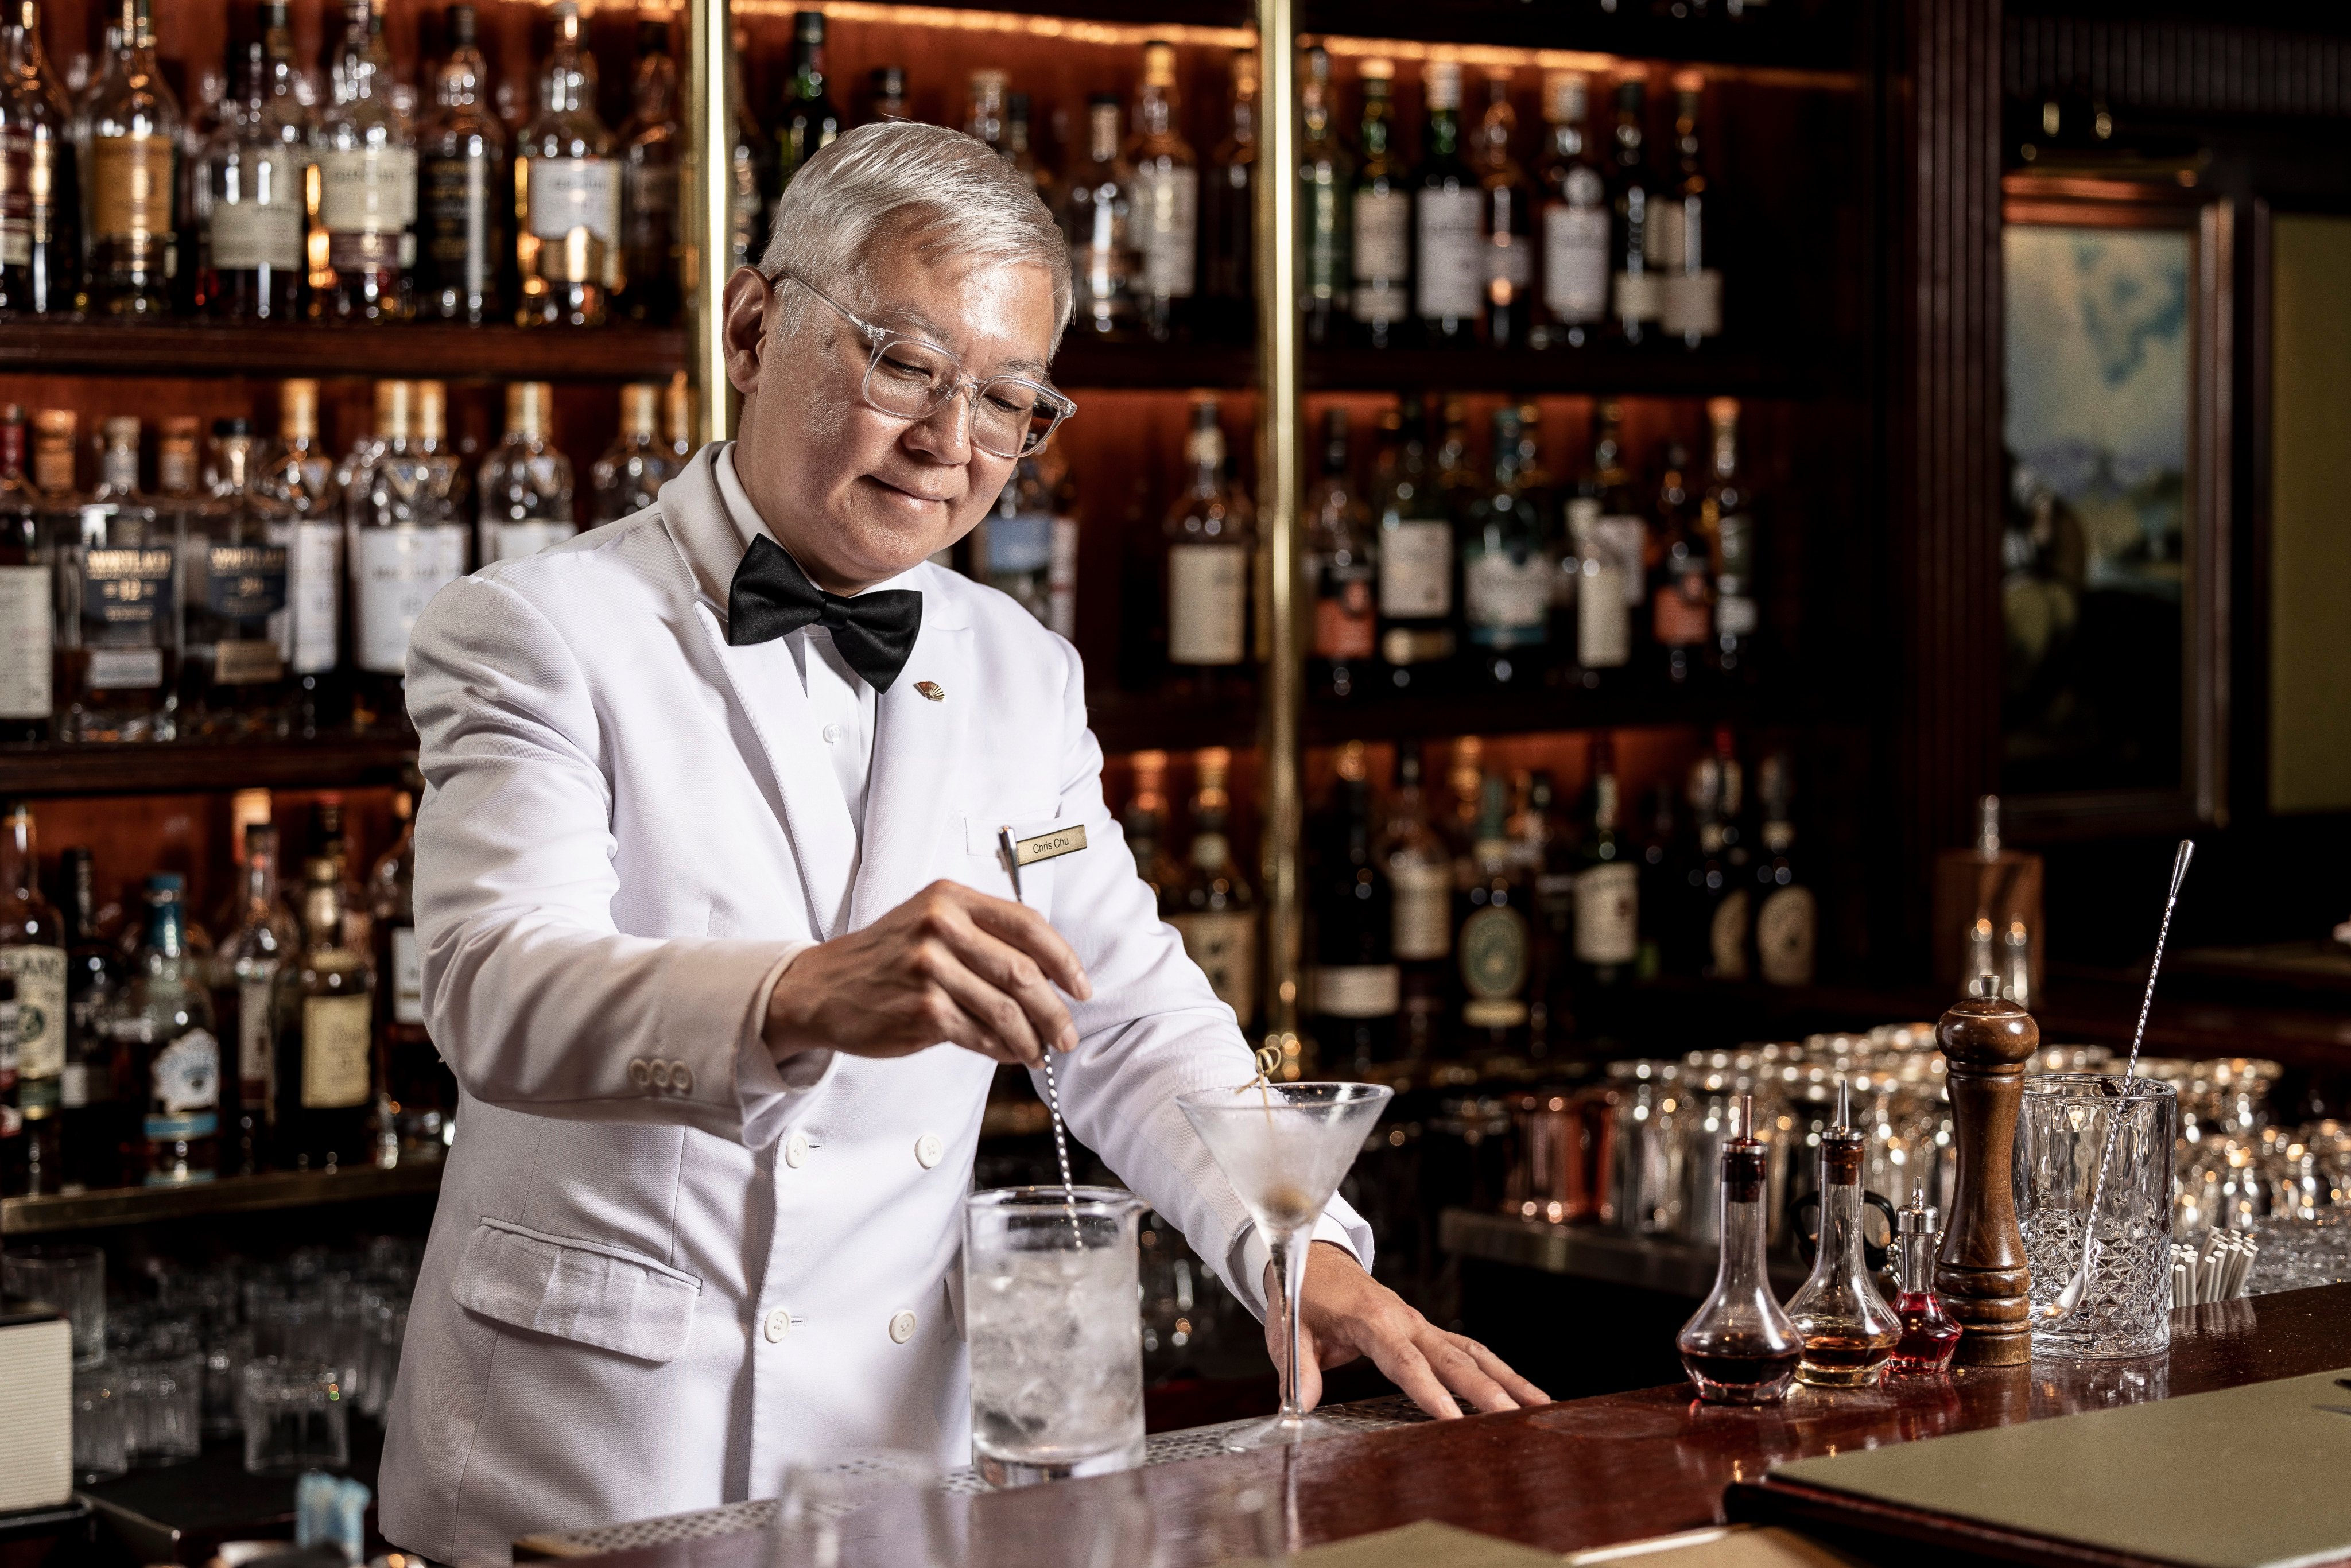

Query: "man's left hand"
left=1268, top=1241, right=1551, bottom=1420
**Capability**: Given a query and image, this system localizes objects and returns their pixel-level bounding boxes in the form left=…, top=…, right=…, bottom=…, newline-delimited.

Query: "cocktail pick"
left=2039, top=839, right=2194, bottom=1324
left=1000, top=826, right=1081, bottom=1238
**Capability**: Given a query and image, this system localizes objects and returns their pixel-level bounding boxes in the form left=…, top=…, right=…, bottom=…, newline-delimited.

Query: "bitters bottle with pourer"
left=1887, top=1188, right=1962, bottom=1374
left=1676, top=1094, right=1801, bottom=1404
left=1786, top=1078, right=1900, bottom=1387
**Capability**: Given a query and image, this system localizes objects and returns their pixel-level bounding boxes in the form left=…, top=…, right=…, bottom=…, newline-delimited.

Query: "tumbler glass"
left=72, top=1366, right=129, bottom=1483
left=242, top=1360, right=348, bottom=1475
left=2018, top=1074, right=2178, bottom=1360
left=5, top=1244, right=107, bottom=1368
left=121, top=1353, right=204, bottom=1465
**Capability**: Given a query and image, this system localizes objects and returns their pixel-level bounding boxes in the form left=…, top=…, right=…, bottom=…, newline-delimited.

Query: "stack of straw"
left=2172, top=1231, right=2260, bottom=1304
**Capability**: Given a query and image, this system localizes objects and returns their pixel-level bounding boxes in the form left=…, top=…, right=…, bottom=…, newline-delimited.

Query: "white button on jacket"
left=378, top=445, right=1371, bottom=1567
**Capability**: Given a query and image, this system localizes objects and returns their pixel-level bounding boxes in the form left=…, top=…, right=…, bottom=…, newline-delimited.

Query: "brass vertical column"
left=1254, top=0, right=1303, bottom=1065
left=684, top=0, right=735, bottom=445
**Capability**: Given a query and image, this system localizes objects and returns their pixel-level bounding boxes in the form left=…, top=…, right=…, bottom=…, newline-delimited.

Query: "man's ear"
left=722, top=267, right=770, bottom=397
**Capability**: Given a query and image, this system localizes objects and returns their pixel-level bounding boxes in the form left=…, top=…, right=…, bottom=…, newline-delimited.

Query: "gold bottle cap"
left=280, top=378, right=321, bottom=441
left=1231, top=49, right=1258, bottom=96
left=375, top=381, right=416, bottom=441
left=1360, top=57, right=1394, bottom=84
left=417, top=379, right=449, bottom=441
left=1425, top=59, right=1463, bottom=111
left=620, top=382, right=660, bottom=438
left=506, top=382, right=553, bottom=439
left=1545, top=70, right=1588, bottom=123
left=102, top=415, right=141, bottom=444
left=664, top=371, right=692, bottom=450
left=1143, top=41, right=1177, bottom=86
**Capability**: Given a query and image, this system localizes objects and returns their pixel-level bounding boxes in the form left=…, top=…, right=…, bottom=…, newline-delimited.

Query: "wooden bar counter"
left=548, top=1283, right=2351, bottom=1566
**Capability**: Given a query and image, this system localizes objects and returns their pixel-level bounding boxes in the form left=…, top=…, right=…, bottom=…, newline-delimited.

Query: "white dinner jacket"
left=377, top=444, right=1371, bottom=1566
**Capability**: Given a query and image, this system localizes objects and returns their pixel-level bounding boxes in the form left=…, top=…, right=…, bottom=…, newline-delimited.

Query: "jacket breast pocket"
left=450, top=1217, right=703, bottom=1363
left=961, top=812, right=1077, bottom=914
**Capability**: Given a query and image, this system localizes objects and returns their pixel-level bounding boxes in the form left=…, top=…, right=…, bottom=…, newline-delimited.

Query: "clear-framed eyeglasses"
left=772, top=270, right=1076, bottom=460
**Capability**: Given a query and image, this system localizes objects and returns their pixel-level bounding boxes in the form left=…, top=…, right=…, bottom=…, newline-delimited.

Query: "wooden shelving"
left=1087, top=689, right=1260, bottom=754
left=1300, top=0, right=1868, bottom=76
left=1, top=1161, right=444, bottom=1236
left=0, top=734, right=417, bottom=798
left=0, top=320, right=685, bottom=383
left=1306, top=343, right=1850, bottom=399
left=1302, top=677, right=1785, bottom=746
left=1054, top=336, right=1255, bottom=391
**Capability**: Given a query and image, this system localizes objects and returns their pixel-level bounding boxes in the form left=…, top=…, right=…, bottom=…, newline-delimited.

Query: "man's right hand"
left=762, top=881, right=1093, bottom=1068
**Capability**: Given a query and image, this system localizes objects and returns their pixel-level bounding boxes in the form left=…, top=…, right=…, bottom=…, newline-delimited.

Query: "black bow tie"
left=727, top=534, right=924, bottom=693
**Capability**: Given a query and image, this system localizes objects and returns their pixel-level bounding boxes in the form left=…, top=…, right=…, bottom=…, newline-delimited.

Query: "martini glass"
left=1177, top=1080, right=1394, bottom=1451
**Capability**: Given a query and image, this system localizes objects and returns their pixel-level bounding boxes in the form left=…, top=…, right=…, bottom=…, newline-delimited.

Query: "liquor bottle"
left=1163, top=398, right=1254, bottom=693
left=972, top=448, right=1069, bottom=632
left=1061, top=95, right=1138, bottom=338
left=201, top=35, right=305, bottom=320
left=618, top=19, right=680, bottom=326
left=184, top=417, right=292, bottom=735
left=1635, top=782, right=1678, bottom=981
left=116, top=874, right=220, bottom=1186
left=1308, top=743, right=1397, bottom=1072
left=1412, top=61, right=1480, bottom=348
left=417, top=3, right=507, bottom=325
left=1455, top=775, right=1530, bottom=1057
left=81, top=0, right=180, bottom=317
left=866, top=66, right=909, bottom=126
left=1607, top=75, right=1660, bottom=345
left=1372, top=401, right=1454, bottom=688
left=258, top=379, right=342, bottom=732
left=1702, top=398, right=1757, bottom=678
left=1657, top=73, right=1722, bottom=350
left=964, top=70, right=1007, bottom=154
left=0, top=972, right=18, bottom=1192
left=1305, top=408, right=1374, bottom=700
left=0, top=407, right=49, bottom=740
left=1165, top=750, right=1259, bottom=1029
left=317, top=0, right=415, bottom=323
left=55, top=848, right=118, bottom=1189
left=1714, top=724, right=1749, bottom=878
left=1297, top=46, right=1349, bottom=348
left=1752, top=752, right=1815, bottom=987
left=1787, top=1080, right=1900, bottom=1386
left=1041, top=448, right=1079, bottom=642
left=0, top=0, right=79, bottom=316
left=312, top=794, right=371, bottom=952
left=477, top=382, right=575, bottom=566
left=415, top=379, right=470, bottom=529
left=1572, top=735, right=1638, bottom=988
left=58, top=416, right=178, bottom=742
left=1651, top=441, right=1713, bottom=684
left=1202, top=49, right=1256, bottom=335
left=215, top=821, right=295, bottom=1175
left=518, top=0, right=618, bottom=328
left=1534, top=71, right=1607, bottom=350
left=372, top=788, right=446, bottom=1157
left=1461, top=405, right=1551, bottom=687
left=665, top=371, right=693, bottom=463
left=1587, top=398, right=1650, bottom=657
left=1519, top=771, right=1578, bottom=1051
left=1124, top=41, right=1198, bottom=343
left=769, top=11, right=841, bottom=199
left=0, top=804, right=61, bottom=1193
left=348, top=380, right=464, bottom=729
left=1471, top=71, right=1535, bottom=350
left=273, top=855, right=374, bottom=1171
left=724, top=28, right=770, bottom=275
left=1682, top=758, right=1748, bottom=982
left=1675, top=1094, right=1801, bottom=1403
left=1349, top=59, right=1407, bottom=347
left=1005, top=94, right=1053, bottom=217
left=1122, top=750, right=1173, bottom=895
left=1380, top=747, right=1450, bottom=1062
left=1434, top=396, right=1479, bottom=519
left=591, top=383, right=677, bottom=525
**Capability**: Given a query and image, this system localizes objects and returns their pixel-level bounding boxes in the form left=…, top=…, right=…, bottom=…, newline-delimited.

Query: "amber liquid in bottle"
left=1786, top=1080, right=1901, bottom=1387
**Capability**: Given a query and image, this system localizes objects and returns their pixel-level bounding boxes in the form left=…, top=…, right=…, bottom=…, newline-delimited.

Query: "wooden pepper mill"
left=1935, top=975, right=2039, bottom=1366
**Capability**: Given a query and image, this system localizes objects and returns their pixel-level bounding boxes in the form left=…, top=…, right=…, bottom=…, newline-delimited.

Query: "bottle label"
left=1542, top=197, right=1609, bottom=319
left=208, top=148, right=305, bottom=270
left=1576, top=558, right=1629, bottom=666
left=1313, top=964, right=1399, bottom=1019
left=0, top=563, right=52, bottom=719
left=423, top=153, right=499, bottom=293
left=1716, top=594, right=1758, bottom=637
left=214, top=639, right=285, bottom=685
left=88, top=646, right=162, bottom=689
left=1709, top=888, right=1752, bottom=981
left=1459, top=905, right=1529, bottom=1003
left=59, top=1062, right=87, bottom=1109
left=85, top=544, right=173, bottom=630
left=1757, top=886, right=1817, bottom=987
left=91, top=133, right=172, bottom=243
left=1311, top=554, right=1374, bottom=659
left=1414, top=187, right=1484, bottom=319
left=624, top=160, right=678, bottom=223
left=355, top=526, right=465, bottom=674
left=1573, top=861, right=1639, bottom=964
left=207, top=542, right=289, bottom=620
left=1654, top=571, right=1712, bottom=647
left=1130, top=165, right=1198, bottom=299
left=1464, top=549, right=1550, bottom=645
left=1592, top=515, right=1648, bottom=607
left=1351, top=189, right=1409, bottom=320
left=288, top=521, right=341, bottom=674
left=1378, top=519, right=1451, bottom=618
left=151, top=1029, right=221, bottom=1115
left=301, top=994, right=372, bottom=1109
left=1649, top=200, right=1688, bottom=270
left=392, top=925, right=424, bottom=1026
left=984, top=511, right=1054, bottom=574
left=491, top=519, right=579, bottom=565
left=1662, top=270, right=1723, bottom=339
left=238, top=971, right=276, bottom=1088
left=0, top=130, right=61, bottom=263
left=320, top=146, right=418, bottom=236
left=527, top=156, right=621, bottom=243
left=1170, top=909, right=1256, bottom=1021
left=1614, top=268, right=1662, bottom=323
left=0, top=945, right=66, bottom=1081
left=1047, top=515, right=1078, bottom=641
left=1390, top=861, right=1453, bottom=961
left=1487, top=232, right=1533, bottom=292
left=1167, top=543, right=1247, bottom=666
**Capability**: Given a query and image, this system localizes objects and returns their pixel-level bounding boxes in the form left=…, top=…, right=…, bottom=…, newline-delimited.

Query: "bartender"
left=378, top=122, right=1545, bottom=1565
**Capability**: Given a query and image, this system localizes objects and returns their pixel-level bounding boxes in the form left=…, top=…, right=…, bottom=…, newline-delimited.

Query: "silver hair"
left=757, top=121, right=1073, bottom=349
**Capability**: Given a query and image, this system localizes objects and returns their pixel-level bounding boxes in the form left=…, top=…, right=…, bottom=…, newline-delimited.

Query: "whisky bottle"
left=1166, top=748, right=1258, bottom=1030
left=215, top=821, right=295, bottom=1174
left=1680, top=757, right=1749, bottom=981
left=476, top=382, right=575, bottom=566
left=1163, top=398, right=1254, bottom=692
left=1372, top=401, right=1454, bottom=687
left=1305, top=407, right=1375, bottom=700
left=416, top=2, right=507, bottom=324
left=1461, top=405, right=1551, bottom=687
left=1607, top=75, right=1660, bottom=344
left=723, top=28, right=769, bottom=274
left=185, top=417, right=292, bottom=735
left=0, top=804, right=61, bottom=1193
left=964, top=69, right=1007, bottom=155
left=590, top=382, right=677, bottom=525
left=1573, top=736, right=1638, bottom=988
left=1349, top=59, right=1408, bottom=346
left=1702, top=398, right=1758, bottom=677
left=1006, top=93, right=1053, bottom=216
left=1061, top=95, right=1138, bottom=338
left=371, top=788, right=447, bottom=1156
left=117, top=874, right=220, bottom=1186
left=1413, top=61, right=1480, bottom=347
left=201, top=32, right=306, bottom=321
left=1656, top=73, right=1722, bottom=350
left=1472, top=71, right=1535, bottom=350
left=1379, top=747, right=1451, bottom=1062
left=1752, top=752, right=1815, bottom=987
left=1125, top=41, right=1198, bottom=343
left=273, top=855, right=374, bottom=1171
left=617, top=19, right=680, bottom=326
left=1587, top=398, right=1649, bottom=657
left=866, top=65, right=909, bottom=127
left=1534, top=70, right=1607, bottom=349
left=0, top=0, right=79, bottom=316
left=258, top=379, right=343, bottom=731
left=59, top=416, right=179, bottom=742
left=1297, top=46, right=1350, bottom=346
left=1202, top=49, right=1256, bottom=335
left=55, top=848, right=119, bottom=1190
left=770, top=11, right=841, bottom=199
left=1308, top=743, right=1397, bottom=1072
left=1122, top=749, right=1175, bottom=895
left=1519, top=771, right=1578, bottom=1051
left=518, top=1, right=618, bottom=328
left=973, top=449, right=1065, bottom=632
left=0, top=406, right=49, bottom=739
left=347, top=381, right=464, bottom=729
left=415, top=379, right=470, bottom=529
left=81, top=0, right=180, bottom=317
left=1456, top=774, right=1530, bottom=1057
left=316, top=0, right=416, bottom=322
left=1651, top=442, right=1713, bottom=684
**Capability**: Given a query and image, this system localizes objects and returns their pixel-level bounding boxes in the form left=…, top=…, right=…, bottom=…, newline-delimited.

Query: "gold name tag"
left=1009, top=825, right=1087, bottom=867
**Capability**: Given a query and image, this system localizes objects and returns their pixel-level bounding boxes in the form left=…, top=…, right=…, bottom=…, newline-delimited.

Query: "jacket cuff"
left=736, top=940, right=832, bottom=1149
left=1227, top=1201, right=1375, bottom=1321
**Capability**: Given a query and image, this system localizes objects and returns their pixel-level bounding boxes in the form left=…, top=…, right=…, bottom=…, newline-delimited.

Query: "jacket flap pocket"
left=451, top=1218, right=701, bottom=1363
left=963, top=813, right=1072, bottom=858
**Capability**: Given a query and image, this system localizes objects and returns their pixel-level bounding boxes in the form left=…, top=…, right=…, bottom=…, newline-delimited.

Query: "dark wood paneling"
left=0, top=322, right=683, bottom=383
left=2007, top=12, right=2351, bottom=119
left=1297, top=0, right=1869, bottom=73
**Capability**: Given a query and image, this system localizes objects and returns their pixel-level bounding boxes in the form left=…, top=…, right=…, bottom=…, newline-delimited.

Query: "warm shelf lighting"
left=731, top=1, right=1255, bottom=50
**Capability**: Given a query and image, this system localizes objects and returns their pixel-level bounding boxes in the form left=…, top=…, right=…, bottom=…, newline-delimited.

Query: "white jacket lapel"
left=848, top=615, right=972, bottom=932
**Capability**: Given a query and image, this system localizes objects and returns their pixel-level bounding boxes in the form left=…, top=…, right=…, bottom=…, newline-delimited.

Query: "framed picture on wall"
left=2000, top=176, right=2230, bottom=833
